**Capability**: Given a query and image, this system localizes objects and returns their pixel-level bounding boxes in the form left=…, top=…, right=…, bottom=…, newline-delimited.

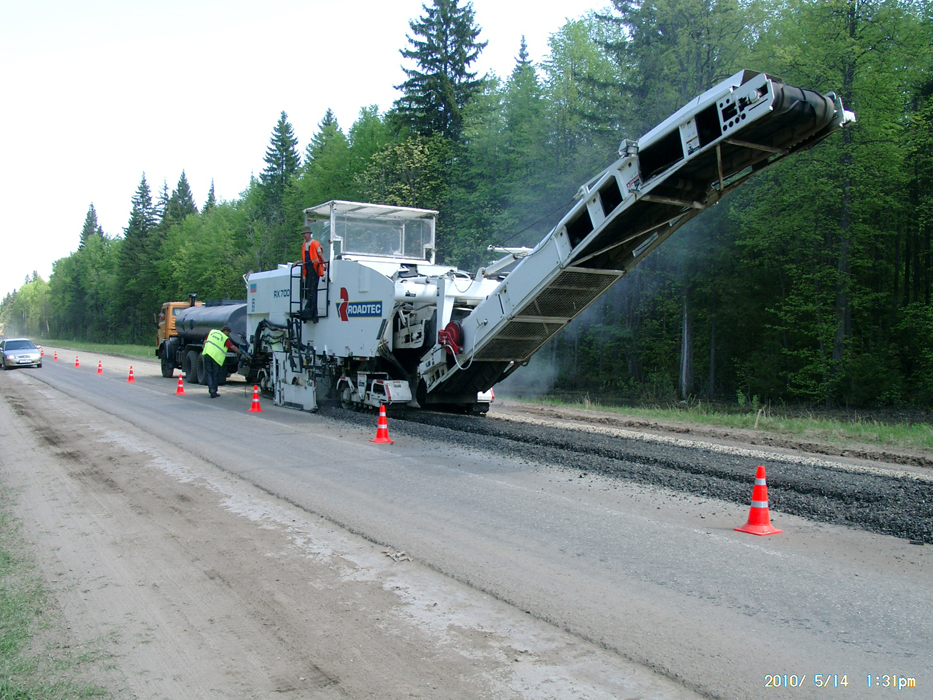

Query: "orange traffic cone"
left=74, top=356, right=80, bottom=368
left=371, top=405, right=394, bottom=444
left=127, top=366, right=136, bottom=383
left=175, top=375, right=186, bottom=395
left=248, top=385, right=264, bottom=413
left=53, top=351, right=58, bottom=361
left=97, top=360, right=103, bottom=375
left=40, top=347, right=44, bottom=357
left=735, top=466, right=782, bottom=536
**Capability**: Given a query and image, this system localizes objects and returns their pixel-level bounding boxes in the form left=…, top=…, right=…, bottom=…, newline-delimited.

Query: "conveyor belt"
left=431, top=72, right=852, bottom=401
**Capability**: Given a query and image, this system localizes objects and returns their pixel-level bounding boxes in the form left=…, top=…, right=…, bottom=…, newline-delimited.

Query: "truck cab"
left=156, top=299, right=203, bottom=347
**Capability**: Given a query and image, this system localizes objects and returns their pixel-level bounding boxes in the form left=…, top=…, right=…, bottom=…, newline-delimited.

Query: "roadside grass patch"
left=35, top=340, right=153, bottom=361
left=526, top=396, right=933, bottom=452
left=0, top=487, right=109, bottom=700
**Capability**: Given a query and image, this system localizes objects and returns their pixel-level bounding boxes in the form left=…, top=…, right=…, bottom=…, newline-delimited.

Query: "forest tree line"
left=3, top=0, right=933, bottom=408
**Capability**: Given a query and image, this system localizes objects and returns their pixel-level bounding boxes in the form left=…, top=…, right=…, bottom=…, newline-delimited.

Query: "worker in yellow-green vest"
left=203, top=325, right=245, bottom=398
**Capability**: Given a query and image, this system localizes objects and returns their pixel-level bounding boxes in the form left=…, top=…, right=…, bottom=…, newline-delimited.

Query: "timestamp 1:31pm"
left=867, top=675, right=918, bottom=690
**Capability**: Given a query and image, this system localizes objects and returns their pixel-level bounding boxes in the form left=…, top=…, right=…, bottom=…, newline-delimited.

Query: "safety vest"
left=303, top=239, right=325, bottom=278
left=203, top=329, right=228, bottom=364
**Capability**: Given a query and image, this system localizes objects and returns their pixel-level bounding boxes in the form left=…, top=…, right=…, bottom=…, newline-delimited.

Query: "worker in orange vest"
left=301, top=226, right=327, bottom=322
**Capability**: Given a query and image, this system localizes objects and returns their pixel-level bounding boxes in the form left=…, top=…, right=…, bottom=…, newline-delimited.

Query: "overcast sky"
left=0, top=0, right=610, bottom=300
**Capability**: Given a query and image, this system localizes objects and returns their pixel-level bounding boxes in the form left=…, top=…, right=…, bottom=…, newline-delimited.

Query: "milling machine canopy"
left=303, top=200, right=438, bottom=265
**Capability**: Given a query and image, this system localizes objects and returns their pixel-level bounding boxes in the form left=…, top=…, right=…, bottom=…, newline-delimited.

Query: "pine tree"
left=294, top=109, right=352, bottom=205
left=511, top=36, right=533, bottom=77
left=119, top=174, right=158, bottom=341
left=79, top=203, right=104, bottom=248
left=394, top=0, right=487, bottom=141
left=348, top=106, right=393, bottom=178
left=504, top=37, right=544, bottom=162
left=598, top=0, right=747, bottom=133
left=260, top=111, right=301, bottom=212
left=283, top=111, right=349, bottom=247
left=203, top=180, right=217, bottom=213
left=155, top=179, right=171, bottom=224
left=500, top=36, right=549, bottom=241
left=123, top=175, right=157, bottom=253
left=306, top=109, right=341, bottom=161
left=165, top=171, right=199, bottom=225
left=257, top=111, right=301, bottom=263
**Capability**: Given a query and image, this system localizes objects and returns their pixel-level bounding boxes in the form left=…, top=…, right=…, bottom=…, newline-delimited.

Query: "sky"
left=0, top=0, right=610, bottom=300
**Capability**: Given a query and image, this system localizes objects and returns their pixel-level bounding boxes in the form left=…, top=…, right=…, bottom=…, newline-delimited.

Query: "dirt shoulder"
left=0, top=366, right=697, bottom=700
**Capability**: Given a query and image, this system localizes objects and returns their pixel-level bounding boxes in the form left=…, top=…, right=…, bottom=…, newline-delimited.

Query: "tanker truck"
left=245, top=70, right=855, bottom=413
left=156, top=294, right=249, bottom=385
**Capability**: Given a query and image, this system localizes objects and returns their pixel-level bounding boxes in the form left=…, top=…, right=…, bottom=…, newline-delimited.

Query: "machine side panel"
left=304, top=259, right=395, bottom=359
left=248, top=269, right=292, bottom=324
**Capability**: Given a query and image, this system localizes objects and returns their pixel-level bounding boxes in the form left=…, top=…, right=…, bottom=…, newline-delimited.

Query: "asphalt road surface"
left=1, top=349, right=930, bottom=699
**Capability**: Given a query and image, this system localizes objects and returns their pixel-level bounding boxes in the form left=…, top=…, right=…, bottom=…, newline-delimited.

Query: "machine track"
left=321, top=405, right=933, bottom=545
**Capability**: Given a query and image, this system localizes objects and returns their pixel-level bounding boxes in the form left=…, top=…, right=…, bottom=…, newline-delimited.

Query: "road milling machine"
left=244, top=69, right=856, bottom=413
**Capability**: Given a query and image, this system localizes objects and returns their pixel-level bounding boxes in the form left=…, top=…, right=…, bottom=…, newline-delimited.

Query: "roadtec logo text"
left=339, top=287, right=382, bottom=321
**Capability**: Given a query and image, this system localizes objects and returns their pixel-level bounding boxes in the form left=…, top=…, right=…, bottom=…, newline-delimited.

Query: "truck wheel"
left=196, top=353, right=207, bottom=385
left=183, top=351, right=199, bottom=384
left=160, top=353, right=174, bottom=378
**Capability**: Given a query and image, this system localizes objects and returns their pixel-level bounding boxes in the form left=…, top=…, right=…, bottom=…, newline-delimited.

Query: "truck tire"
left=196, top=353, right=207, bottom=385
left=160, top=352, right=175, bottom=378
left=160, top=340, right=177, bottom=378
left=183, top=350, right=200, bottom=385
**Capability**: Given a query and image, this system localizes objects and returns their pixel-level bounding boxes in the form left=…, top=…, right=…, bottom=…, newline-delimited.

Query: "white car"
left=0, top=338, right=42, bottom=369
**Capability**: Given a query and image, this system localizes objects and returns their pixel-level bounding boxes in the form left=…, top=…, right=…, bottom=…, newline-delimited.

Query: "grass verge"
left=36, top=340, right=153, bottom=361
left=523, top=395, right=933, bottom=453
left=0, top=486, right=109, bottom=700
